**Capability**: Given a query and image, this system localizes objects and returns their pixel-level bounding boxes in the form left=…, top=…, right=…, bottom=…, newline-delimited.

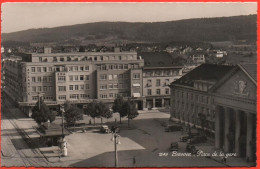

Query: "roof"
left=139, top=52, right=183, bottom=68
left=238, top=63, right=257, bottom=82
left=171, top=64, right=235, bottom=87
left=35, top=122, right=71, bottom=137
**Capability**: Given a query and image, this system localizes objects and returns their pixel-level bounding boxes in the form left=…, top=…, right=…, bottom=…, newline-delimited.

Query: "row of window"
left=147, top=88, right=169, bottom=95
left=144, top=70, right=180, bottom=77
left=99, top=74, right=129, bottom=80
left=99, top=83, right=128, bottom=90
left=174, top=90, right=210, bottom=104
left=100, top=92, right=128, bottom=99
left=69, top=75, right=90, bottom=81
left=31, top=76, right=53, bottom=83
left=32, top=96, right=53, bottom=100
left=66, top=84, right=90, bottom=91
left=173, top=101, right=211, bottom=116
left=97, top=63, right=139, bottom=71
left=69, top=94, right=90, bottom=100
left=31, top=65, right=90, bottom=73
left=32, top=86, right=53, bottom=92
left=146, top=79, right=170, bottom=87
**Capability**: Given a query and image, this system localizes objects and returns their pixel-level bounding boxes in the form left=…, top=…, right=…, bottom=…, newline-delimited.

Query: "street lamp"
left=59, top=104, right=67, bottom=157
left=111, top=132, right=121, bottom=167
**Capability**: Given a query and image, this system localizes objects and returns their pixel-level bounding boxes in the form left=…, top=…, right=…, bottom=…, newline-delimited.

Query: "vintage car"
left=100, top=125, right=111, bottom=133
left=165, top=125, right=183, bottom=132
left=186, top=143, right=198, bottom=154
left=169, top=142, right=179, bottom=151
left=188, top=135, right=207, bottom=144
left=180, top=134, right=192, bottom=142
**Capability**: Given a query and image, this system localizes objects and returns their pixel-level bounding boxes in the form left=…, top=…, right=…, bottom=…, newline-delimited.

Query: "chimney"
left=44, top=47, right=52, bottom=54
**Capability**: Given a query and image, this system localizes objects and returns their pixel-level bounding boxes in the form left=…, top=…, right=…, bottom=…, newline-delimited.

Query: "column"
left=152, top=98, right=155, bottom=108
left=234, top=109, right=241, bottom=157
left=143, top=99, right=147, bottom=111
left=224, top=107, right=231, bottom=152
left=162, top=98, right=165, bottom=107
left=246, top=112, right=253, bottom=161
left=215, top=105, right=221, bottom=149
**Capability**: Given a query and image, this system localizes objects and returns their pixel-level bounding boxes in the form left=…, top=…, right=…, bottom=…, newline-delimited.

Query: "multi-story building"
left=3, top=47, right=144, bottom=116
left=170, top=63, right=256, bottom=162
left=140, top=52, right=183, bottom=110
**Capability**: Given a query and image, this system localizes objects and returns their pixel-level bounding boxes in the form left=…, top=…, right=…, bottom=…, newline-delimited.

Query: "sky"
left=1, top=2, right=257, bottom=33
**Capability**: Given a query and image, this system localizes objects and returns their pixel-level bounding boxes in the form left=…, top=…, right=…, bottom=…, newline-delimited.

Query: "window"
left=32, top=77, right=36, bottom=82
left=94, top=57, right=97, bottom=61
left=165, top=79, right=170, bottom=86
left=58, top=95, right=66, bottom=100
left=109, top=93, right=113, bottom=98
left=48, top=76, right=52, bottom=82
left=32, top=86, right=36, bottom=92
left=123, top=64, right=128, bottom=69
left=37, top=77, right=41, bottom=82
left=32, top=96, right=38, bottom=100
left=85, top=66, right=89, bottom=71
left=100, top=74, right=107, bottom=80
left=108, top=75, right=113, bottom=80
left=100, top=84, right=107, bottom=90
left=113, top=74, right=118, bottom=79
left=133, top=73, right=140, bottom=79
left=156, top=79, right=161, bottom=86
left=43, top=67, right=47, bottom=72
left=69, top=85, right=73, bottom=91
left=165, top=88, right=169, bottom=95
left=69, top=76, right=73, bottom=81
left=48, top=67, right=52, bottom=72
left=100, top=94, right=107, bottom=99
left=60, top=57, right=64, bottom=61
left=80, top=66, right=84, bottom=71
left=147, top=89, right=152, bottom=95
left=43, top=76, right=47, bottom=82
left=75, top=85, right=79, bottom=90
left=43, top=86, right=47, bottom=92
left=118, top=64, right=123, bottom=70
left=48, top=86, right=53, bottom=91
left=114, top=83, right=118, bottom=89
left=74, top=66, right=78, bottom=71
left=80, top=75, right=84, bottom=81
left=119, top=74, right=123, bottom=79
left=101, top=65, right=106, bottom=70
left=58, top=76, right=66, bottom=82
left=85, top=84, right=89, bottom=89
left=38, top=86, right=42, bottom=92
left=113, top=64, right=118, bottom=70
left=74, top=75, right=78, bottom=81
left=85, top=75, right=89, bottom=80
left=109, top=65, right=113, bottom=70
left=155, top=71, right=161, bottom=76
left=58, top=86, right=66, bottom=91
left=146, top=71, right=152, bottom=77
left=109, top=84, right=113, bottom=89
left=165, top=71, right=170, bottom=76
left=80, top=85, right=84, bottom=90
left=70, top=94, right=79, bottom=99
left=156, top=89, right=161, bottom=95
left=31, top=67, right=35, bottom=72
left=37, top=67, right=41, bottom=72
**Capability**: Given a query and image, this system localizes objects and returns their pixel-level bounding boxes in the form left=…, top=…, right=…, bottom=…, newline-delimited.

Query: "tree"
left=122, top=99, right=139, bottom=128
left=112, top=96, right=127, bottom=124
left=31, top=98, right=56, bottom=125
left=84, top=100, right=100, bottom=125
left=98, top=102, right=113, bottom=124
left=64, top=105, right=83, bottom=129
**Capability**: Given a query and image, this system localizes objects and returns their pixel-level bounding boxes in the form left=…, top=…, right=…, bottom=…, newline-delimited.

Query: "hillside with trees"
left=2, top=15, right=256, bottom=44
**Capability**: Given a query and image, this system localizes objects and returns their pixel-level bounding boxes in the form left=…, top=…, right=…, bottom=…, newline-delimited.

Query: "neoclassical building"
left=170, top=63, right=256, bottom=162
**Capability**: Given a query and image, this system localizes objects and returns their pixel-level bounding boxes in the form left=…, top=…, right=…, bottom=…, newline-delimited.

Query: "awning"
left=132, top=83, right=141, bottom=87
left=133, top=93, right=141, bottom=97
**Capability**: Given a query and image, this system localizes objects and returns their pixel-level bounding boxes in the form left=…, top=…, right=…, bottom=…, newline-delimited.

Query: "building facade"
left=3, top=48, right=144, bottom=116
left=170, top=63, right=256, bottom=162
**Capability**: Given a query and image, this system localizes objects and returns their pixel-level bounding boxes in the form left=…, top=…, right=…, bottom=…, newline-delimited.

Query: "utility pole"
left=114, top=135, right=118, bottom=167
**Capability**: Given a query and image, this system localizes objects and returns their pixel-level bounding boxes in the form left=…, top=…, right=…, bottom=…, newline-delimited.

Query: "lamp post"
left=111, top=132, right=121, bottom=167
left=60, top=104, right=67, bottom=157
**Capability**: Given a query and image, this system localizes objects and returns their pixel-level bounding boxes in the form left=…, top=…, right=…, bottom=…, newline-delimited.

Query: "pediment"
left=211, top=68, right=256, bottom=101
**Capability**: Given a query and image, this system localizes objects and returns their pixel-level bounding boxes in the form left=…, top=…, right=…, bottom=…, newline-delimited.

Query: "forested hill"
left=2, top=15, right=256, bottom=43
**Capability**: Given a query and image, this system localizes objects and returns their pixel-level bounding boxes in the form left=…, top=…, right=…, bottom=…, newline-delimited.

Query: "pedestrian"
left=133, top=156, right=136, bottom=166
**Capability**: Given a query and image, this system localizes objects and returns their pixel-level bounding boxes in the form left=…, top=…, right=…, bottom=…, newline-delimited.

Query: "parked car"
left=165, top=125, right=183, bottom=132
left=180, top=134, right=192, bottom=142
left=186, top=143, right=198, bottom=154
left=100, top=125, right=111, bottom=133
left=169, top=142, right=179, bottom=151
left=188, top=135, right=207, bottom=144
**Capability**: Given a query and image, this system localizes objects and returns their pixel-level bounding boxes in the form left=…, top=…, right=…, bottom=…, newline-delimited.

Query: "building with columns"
left=210, top=64, right=256, bottom=162
left=170, top=63, right=256, bottom=163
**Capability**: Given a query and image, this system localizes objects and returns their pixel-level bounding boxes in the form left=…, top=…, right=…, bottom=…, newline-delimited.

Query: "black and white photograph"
left=1, top=2, right=257, bottom=167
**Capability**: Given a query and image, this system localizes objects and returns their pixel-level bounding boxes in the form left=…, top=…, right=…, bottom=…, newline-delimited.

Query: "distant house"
left=182, top=46, right=193, bottom=54
left=216, top=50, right=227, bottom=58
